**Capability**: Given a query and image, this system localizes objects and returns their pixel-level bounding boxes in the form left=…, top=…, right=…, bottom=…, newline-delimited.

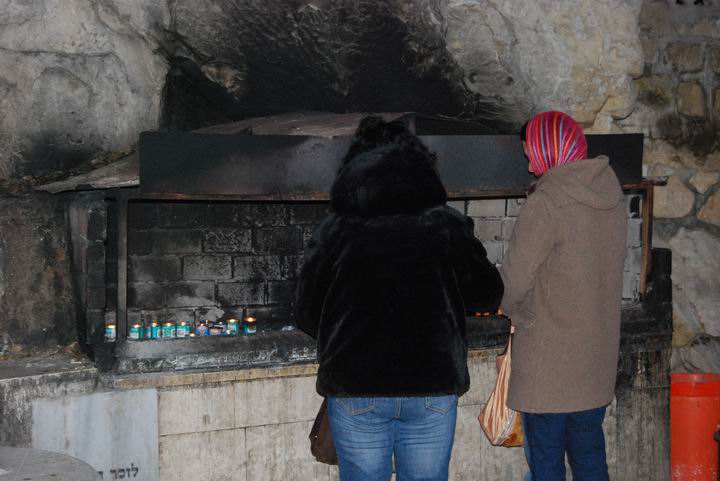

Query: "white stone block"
left=245, top=421, right=333, bottom=481
left=32, top=389, right=159, bottom=481
left=235, top=375, right=321, bottom=428
left=669, top=227, right=720, bottom=338
left=467, top=199, right=506, bottom=218
left=506, top=198, right=526, bottom=217
left=626, top=218, right=642, bottom=248
left=160, top=429, right=246, bottom=481
left=447, top=200, right=467, bottom=214
left=501, top=218, right=516, bottom=241
left=604, top=398, right=619, bottom=480
left=472, top=219, right=503, bottom=241
left=624, top=194, right=642, bottom=218
left=159, top=384, right=234, bottom=436
left=449, top=405, right=527, bottom=480
left=624, top=246, right=642, bottom=275
left=622, top=272, right=640, bottom=302
left=483, top=241, right=504, bottom=265
left=460, top=350, right=501, bottom=407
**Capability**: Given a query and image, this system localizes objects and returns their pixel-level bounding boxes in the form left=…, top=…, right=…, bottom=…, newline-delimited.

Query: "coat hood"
left=536, top=156, right=623, bottom=210
left=330, top=144, right=448, bottom=216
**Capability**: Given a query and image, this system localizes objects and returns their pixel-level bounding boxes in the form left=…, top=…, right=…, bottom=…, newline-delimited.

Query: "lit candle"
left=243, top=316, right=257, bottom=335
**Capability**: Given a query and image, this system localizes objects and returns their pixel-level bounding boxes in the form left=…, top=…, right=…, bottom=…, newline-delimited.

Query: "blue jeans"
left=522, top=406, right=609, bottom=481
left=327, top=395, right=458, bottom=481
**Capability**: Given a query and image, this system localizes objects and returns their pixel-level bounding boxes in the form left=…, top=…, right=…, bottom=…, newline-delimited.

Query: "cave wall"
left=0, top=0, right=719, bottom=359
left=0, top=0, right=168, bottom=180
left=607, top=0, right=720, bottom=371
left=1, top=0, right=646, bottom=181
left=160, top=0, right=643, bottom=131
left=0, top=193, right=76, bottom=354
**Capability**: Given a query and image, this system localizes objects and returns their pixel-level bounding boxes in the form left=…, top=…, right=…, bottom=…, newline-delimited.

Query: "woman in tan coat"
left=500, top=111, right=627, bottom=481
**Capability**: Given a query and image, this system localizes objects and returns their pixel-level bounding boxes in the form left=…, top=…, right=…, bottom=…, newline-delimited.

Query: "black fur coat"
left=295, top=144, right=503, bottom=396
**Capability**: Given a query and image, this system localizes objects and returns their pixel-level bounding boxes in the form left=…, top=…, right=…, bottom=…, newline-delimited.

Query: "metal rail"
left=115, top=190, right=129, bottom=346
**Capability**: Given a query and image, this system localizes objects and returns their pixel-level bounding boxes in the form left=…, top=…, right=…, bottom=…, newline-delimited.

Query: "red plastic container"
left=671, top=373, right=720, bottom=481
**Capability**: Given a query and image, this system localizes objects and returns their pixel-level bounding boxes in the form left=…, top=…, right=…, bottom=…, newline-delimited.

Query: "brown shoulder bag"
left=309, top=398, right=338, bottom=465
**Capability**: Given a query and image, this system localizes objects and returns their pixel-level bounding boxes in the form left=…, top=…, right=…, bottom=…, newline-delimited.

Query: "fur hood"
left=296, top=129, right=502, bottom=397
left=330, top=144, right=448, bottom=217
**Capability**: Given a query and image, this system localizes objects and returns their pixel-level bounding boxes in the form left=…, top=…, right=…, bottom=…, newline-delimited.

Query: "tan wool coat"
left=500, top=156, right=627, bottom=413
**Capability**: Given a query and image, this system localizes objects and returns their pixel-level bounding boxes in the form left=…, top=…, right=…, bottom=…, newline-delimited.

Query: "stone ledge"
left=0, top=353, right=96, bottom=383
left=0, top=361, right=100, bottom=446
left=110, top=348, right=503, bottom=392
left=111, top=363, right=319, bottom=390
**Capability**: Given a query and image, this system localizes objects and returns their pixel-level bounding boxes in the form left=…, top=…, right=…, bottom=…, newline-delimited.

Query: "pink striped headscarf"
left=525, top=111, right=587, bottom=176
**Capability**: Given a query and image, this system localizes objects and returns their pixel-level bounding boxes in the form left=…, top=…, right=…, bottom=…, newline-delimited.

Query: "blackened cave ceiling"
left=0, top=0, right=644, bottom=180
left=160, top=0, right=514, bottom=132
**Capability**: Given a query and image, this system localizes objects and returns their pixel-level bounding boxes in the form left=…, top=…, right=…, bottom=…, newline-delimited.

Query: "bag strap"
left=504, top=324, right=515, bottom=356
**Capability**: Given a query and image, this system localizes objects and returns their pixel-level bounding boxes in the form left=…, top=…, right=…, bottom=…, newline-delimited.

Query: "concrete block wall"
left=624, top=195, right=644, bottom=304
left=97, top=202, right=330, bottom=330
left=459, top=194, right=644, bottom=304
left=87, top=195, right=643, bottom=333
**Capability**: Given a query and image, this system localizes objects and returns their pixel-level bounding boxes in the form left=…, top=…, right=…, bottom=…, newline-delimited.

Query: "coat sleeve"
left=294, top=214, right=337, bottom=339
left=499, top=192, right=556, bottom=328
left=453, top=215, right=504, bottom=313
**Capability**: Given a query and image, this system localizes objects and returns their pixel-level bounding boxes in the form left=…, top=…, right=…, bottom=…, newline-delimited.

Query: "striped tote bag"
left=478, top=329, right=524, bottom=447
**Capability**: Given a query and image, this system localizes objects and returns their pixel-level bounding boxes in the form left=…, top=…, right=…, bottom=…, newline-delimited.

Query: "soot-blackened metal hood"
left=138, top=111, right=644, bottom=200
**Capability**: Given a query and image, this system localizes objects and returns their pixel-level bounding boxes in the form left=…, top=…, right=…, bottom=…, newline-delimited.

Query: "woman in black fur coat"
left=296, top=117, right=503, bottom=481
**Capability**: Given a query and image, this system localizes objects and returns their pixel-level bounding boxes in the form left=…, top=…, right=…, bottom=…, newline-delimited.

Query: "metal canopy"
left=35, top=112, right=643, bottom=197
left=36, top=111, right=501, bottom=194
left=139, top=131, right=643, bottom=200
left=35, top=152, right=139, bottom=194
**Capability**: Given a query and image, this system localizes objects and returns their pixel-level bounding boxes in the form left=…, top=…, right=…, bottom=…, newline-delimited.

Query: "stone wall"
left=0, top=193, right=77, bottom=354
left=1, top=342, right=670, bottom=481
left=600, top=0, right=720, bottom=369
